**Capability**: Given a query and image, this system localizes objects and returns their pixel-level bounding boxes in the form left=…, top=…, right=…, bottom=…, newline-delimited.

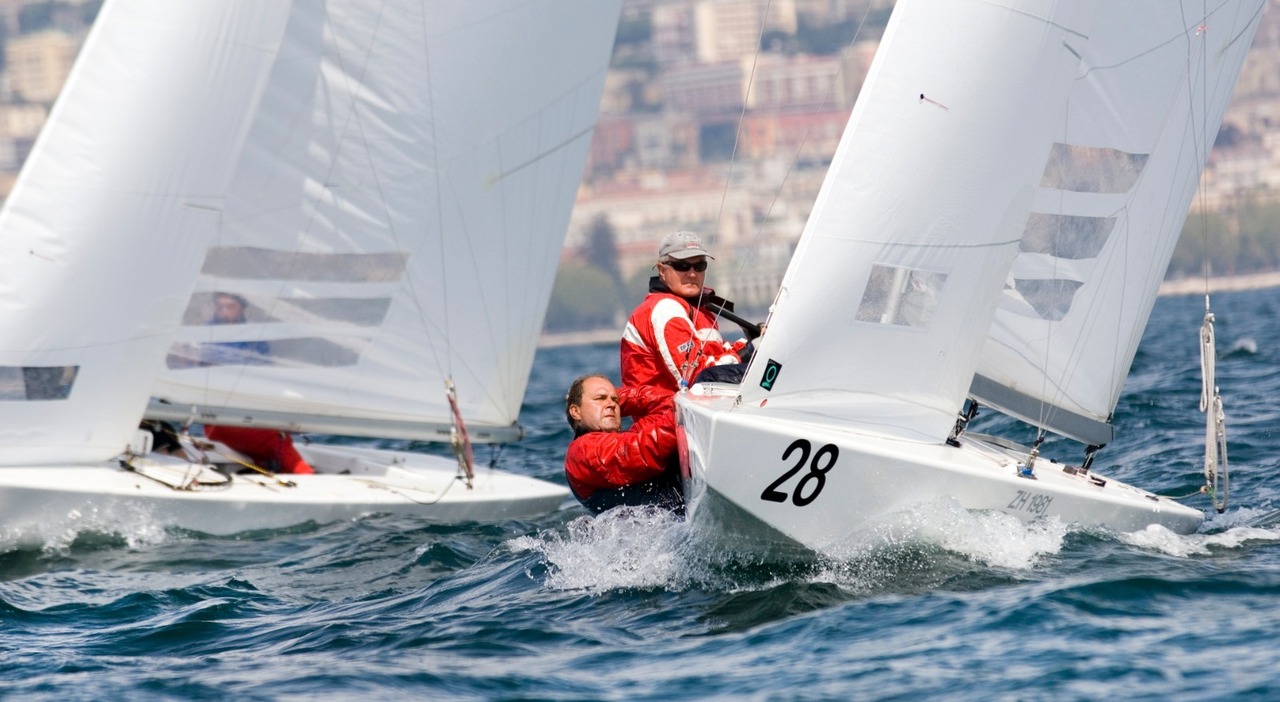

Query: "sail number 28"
left=761, top=439, right=839, bottom=506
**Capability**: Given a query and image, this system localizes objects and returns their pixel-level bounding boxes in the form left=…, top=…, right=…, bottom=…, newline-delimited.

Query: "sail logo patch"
left=760, top=359, right=782, bottom=391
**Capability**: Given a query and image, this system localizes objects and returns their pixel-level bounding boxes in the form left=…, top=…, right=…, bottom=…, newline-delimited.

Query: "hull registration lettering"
left=1007, top=489, right=1053, bottom=516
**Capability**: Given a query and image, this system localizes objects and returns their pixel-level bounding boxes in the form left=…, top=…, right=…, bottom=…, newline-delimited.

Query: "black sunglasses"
left=663, top=260, right=708, bottom=272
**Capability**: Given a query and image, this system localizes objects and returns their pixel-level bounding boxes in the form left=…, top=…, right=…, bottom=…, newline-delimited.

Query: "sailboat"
left=0, top=0, right=621, bottom=539
left=678, top=0, right=1264, bottom=555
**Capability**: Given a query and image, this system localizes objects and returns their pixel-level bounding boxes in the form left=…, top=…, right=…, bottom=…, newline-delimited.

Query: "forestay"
left=0, top=1, right=291, bottom=465
left=737, top=1, right=1098, bottom=443
left=151, top=0, right=621, bottom=441
left=972, top=0, right=1266, bottom=446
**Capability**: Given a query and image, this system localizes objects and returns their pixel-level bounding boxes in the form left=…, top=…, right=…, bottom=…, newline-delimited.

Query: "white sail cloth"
left=734, top=0, right=1263, bottom=446
left=0, top=1, right=291, bottom=464
left=0, top=0, right=620, bottom=465
left=737, top=0, right=1100, bottom=442
left=150, top=0, right=621, bottom=439
left=974, top=0, right=1266, bottom=444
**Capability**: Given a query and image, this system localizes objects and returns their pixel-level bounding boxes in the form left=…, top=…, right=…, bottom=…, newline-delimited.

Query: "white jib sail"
left=736, top=0, right=1099, bottom=443
left=0, top=1, right=291, bottom=465
left=973, top=0, right=1266, bottom=445
left=151, top=0, right=622, bottom=440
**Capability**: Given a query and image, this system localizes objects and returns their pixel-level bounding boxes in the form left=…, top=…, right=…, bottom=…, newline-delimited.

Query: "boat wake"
left=512, top=497, right=1074, bottom=594
left=512, top=497, right=1280, bottom=595
left=823, top=497, right=1070, bottom=570
left=1119, top=506, right=1280, bottom=557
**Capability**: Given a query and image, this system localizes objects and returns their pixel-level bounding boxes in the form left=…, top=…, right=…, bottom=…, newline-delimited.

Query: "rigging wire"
left=692, top=2, right=874, bottom=374
left=688, top=0, right=774, bottom=366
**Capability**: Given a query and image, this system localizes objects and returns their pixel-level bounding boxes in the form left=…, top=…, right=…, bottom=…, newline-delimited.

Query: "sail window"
left=1020, top=213, right=1116, bottom=259
left=200, top=247, right=407, bottom=282
left=1040, top=143, right=1148, bottom=194
left=1009, top=278, right=1083, bottom=321
left=855, top=264, right=947, bottom=328
left=0, top=366, right=79, bottom=400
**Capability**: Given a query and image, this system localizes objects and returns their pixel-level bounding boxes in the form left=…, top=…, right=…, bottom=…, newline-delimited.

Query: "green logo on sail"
left=760, top=359, right=781, bottom=391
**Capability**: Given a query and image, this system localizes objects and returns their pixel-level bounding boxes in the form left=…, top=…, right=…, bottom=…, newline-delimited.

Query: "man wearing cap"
left=621, top=231, right=746, bottom=392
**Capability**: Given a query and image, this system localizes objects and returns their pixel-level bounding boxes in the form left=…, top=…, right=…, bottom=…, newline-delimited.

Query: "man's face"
left=657, top=255, right=707, bottom=298
left=214, top=295, right=245, bottom=324
left=570, top=377, right=621, bottom=433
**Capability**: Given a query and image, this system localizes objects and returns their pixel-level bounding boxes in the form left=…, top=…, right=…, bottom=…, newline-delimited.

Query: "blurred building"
left=565, top=167, right=754, bottom=278
left=6, top=29, right=79, bottom=103
left=694, top=0, right=796, bottom=63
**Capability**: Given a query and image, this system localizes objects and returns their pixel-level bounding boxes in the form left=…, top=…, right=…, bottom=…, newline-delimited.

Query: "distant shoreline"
left=539, top=271, right=1280, bottom=347
left=538, top=328, right=618, bottom=348
left=1157, top=270, right=1280, bottom=296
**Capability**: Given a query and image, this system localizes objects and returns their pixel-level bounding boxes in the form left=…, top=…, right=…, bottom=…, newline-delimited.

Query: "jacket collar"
left=648, top=276, right=731, bottom=311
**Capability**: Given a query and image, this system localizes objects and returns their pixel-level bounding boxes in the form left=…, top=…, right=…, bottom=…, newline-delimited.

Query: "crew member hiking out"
left=563, top=374, right=683, bottom=515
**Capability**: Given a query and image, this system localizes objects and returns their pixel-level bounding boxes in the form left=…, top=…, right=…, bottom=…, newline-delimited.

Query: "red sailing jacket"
left=621, top=282, right=744, bottom=392
left=564, top=385, right=678, bottom=502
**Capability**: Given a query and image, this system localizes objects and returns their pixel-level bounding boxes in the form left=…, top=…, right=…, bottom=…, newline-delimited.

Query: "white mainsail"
left=150, top=0, right=622, bottom=442
left=0, top=0, right=620, bottom=538
left=735, top=0, right=1099, bottom=443
left=972, top=0, right=1267, bottom=446
left=0, top=1, right=291, bottom=465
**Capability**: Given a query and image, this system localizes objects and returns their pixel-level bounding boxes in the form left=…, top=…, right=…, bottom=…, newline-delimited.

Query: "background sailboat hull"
left=0, top=445, right=567, bottom=542
left=678, top=389, right=1203, bottom=557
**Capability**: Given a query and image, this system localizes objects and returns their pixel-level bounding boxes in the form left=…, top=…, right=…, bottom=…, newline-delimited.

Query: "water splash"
left=1120, top=506, right=1280, bottom=556
left=510, top=506, right=696, bottom=591
left=823, top=497, right=1069, bottom=570
left=1226, top=336, right=1258, bottom=356
left=1120, top=523, right=1280, bottom=556
left=0, top=501, right=172, bottom=557
left=512, top=497, right=1070, bottom=595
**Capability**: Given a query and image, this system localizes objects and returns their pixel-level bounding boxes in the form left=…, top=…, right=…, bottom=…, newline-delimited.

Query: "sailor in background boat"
left=199, top=292, right=316, bottom=475
left=563, top=374, right=683, bottom=514
left=200, top=292, right=270, bottom=367
left=140, top=419, right=189, bottom=459
left=621, top=231, right=752, bottom=390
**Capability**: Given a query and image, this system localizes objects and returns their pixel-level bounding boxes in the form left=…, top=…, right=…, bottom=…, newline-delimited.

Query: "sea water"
left=4, top=288, right=1280, bottom=700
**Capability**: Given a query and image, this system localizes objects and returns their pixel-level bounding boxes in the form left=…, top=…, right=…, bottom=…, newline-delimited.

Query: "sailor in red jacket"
left=563, top=374, right=682, bottom=514
left=621, top=230, right=746, bottom=392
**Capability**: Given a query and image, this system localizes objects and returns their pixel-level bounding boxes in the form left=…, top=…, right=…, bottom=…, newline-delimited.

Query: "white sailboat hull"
left=678, top=387, right=1203, bottom=557
left=0, top=443, right=568, bottom=543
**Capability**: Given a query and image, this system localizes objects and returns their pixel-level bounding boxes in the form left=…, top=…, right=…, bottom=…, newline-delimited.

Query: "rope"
left=1160, top=486, right=1214, bottom=501
left=1199, top=298, right=1229, bottom=512
left=124, top=423, right=236, bottom=491
left=446, top=378, right=475, bottom=489
left=200, top=444, right=296, bottom=488
left=165, top=420, right=299, bottom=489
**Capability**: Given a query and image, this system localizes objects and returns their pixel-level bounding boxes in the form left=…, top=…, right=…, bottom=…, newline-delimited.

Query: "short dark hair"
left=565, top=373, right=611, bottom=435
left=214, top=292, right=249, bottom=309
